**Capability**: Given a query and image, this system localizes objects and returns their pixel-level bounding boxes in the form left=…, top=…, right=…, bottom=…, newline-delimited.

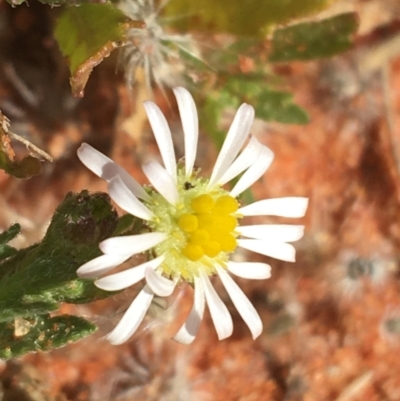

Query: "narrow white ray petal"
left=200, top=271, right=233, bottom=340
left=100, top=232, right=166, bottom=255
left=238, top=197, right=309, bottom=218
left=77, top=143, right=113, bottom=178
left=143, top=101, right=177, bottom=182
left=77, top=253, right=131, bottom=278
left=208, top=104, right=255, bottom=189
left=173, top=87, right=198, bottom=176
left=77, top=143, right=149, bottom=200
left=104, top=164, right=150, bottom=201
left=216, top=265, right=263, bottom=339
left=173, top=276, right=205, bottom=344
left=237, top=225, right=305, bottom=242
left=227, top=261, right=271, bottom=280
left=230, top=146, right=274, bottom=197
left=142, top=161, right=179, bottom=205
left=106, top=285, right=154, bottom=345
left=218, top=136, right=264, bottom=185
left=144, top=267, right=176, bottom=296
left=238, top=239, right=296, bottom=262
left=94, top=255, right=165, bottom=291
left=108, top=176, right=154, bottom=220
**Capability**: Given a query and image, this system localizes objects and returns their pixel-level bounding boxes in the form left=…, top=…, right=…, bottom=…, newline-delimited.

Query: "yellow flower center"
left=145, top=169, right=241, bottom=282
left=179, top=194, right=238, bottom=261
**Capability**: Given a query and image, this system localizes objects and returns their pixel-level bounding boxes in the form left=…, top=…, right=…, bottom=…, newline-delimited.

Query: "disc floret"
left=145, top=169, right=240, bottom=282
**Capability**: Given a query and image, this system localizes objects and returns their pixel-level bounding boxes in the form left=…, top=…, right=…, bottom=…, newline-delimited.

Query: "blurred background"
left=1, top=0, right=400, bottom=400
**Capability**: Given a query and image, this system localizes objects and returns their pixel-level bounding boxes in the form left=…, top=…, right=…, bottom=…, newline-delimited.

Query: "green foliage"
left=224, top=76, right=309, bottom=123
left=55, top=4, right=127, bottom=74
left=0, top=191, right=120, bottom=358
left=0, top=153, right=42, bottom=179
left=202, top=76, right=308, bottom=147
left=164, top=0, right=333, bottom=36
left=269, top=12, right=359, bottom=62
left=0, top=315, right=96, bottom=359
left=5, top=0, right=114, bottom=5
left=0, top=224, right=20, bottom=261
left=54, top=3, right=131, bottom=96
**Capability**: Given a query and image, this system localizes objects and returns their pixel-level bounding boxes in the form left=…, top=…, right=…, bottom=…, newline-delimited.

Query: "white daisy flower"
left=76, top=87, right=308, bottom=345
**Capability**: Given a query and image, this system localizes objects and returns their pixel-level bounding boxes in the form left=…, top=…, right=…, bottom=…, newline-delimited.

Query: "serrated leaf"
left=0, top=314, right=96, bottom=359
left=54, top=4, right=136, bottom=97
left=0, top=191, right=119, bottom=322
left=269, top=12, right=359, bottom=62
left=55, top=4, right=127, bottom=74
left=164, top=0, right=333, bottom=37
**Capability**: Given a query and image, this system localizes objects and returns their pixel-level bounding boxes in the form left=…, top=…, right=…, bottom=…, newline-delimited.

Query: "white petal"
left=227, top=261, right=271, bottom=280
left=108, top=176, right=153, bottom=220
left=218, top=136, right=264, bottom=185
left=95, top=255, right=165, bottom=291
left=77, top=143, right=149, bottom=200
left=216, top=265, right=263, bottom=339
left=143, top=101, right=177, bottom=182
left=142, top=161, right=178, bottom=205
left=106, top=285, right=154, bottom=345
left=208, top=104, right=254, bottom=188
left=173, top=87, right=198, bottom=176
left=237, top=224, right=305, bottom=242
left=200, top=271, right=233, bottom=340
left=100, top=232, right=166, bottom=255
left=230, top=146, right=274, bottom=197
left=144, top=267, right=176, bottom=296
left=238, top=197, right=309, bottom=218
left=238, top=239, right=296, bottom=262
left=173, top=276, right=205, bottom=344
left=77, top=253, right=131, bottom=278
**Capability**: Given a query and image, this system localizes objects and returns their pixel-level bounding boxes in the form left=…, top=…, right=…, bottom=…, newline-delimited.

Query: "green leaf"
left=55, top=4, right=127, bottom=74
left=224, top=76, right=309, bottom=123
left=202, top=89, right=240, bottom=148
left=254, top=89, right=309, bottom=124
left=0, top=154, right=43, bottom=179
left=113, top=213, right=143, bottom=237
left=0, top=224, right=20, bottom=261
left=5, top=0, right=112, bottom=5
left=0, top=314, right=96, bottom=359
left=164, top=0, right=332, bottom=37
left=54, top=4, right=132, bottom=96
left=269, top=12, right=359, bottom=62
left=203, top=76, right=309, bottom=133
left=0, top=191, right=119, bottom=323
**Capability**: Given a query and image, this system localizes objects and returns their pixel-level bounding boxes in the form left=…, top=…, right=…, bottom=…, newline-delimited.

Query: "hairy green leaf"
left=54, top=4, right=133, bottom=96
left=0, top=314, right=96, bottom=359
left=0, top=224, right=20, bottom=261
left=165, top=0, right=333, bottom=36
left=0, top=191, right=119, bottom=323
left=269, top=12, right=359, bottom=62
